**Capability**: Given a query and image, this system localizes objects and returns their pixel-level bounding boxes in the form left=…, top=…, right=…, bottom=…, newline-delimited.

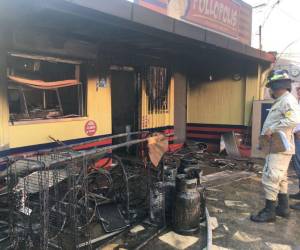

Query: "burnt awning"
left=8, top=75, right=79, bottom=90
left=0, top=0, right=274, bottom=65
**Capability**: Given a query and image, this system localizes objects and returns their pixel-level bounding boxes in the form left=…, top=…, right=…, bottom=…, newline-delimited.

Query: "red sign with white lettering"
left=182, top=0, right=240, bottom=38
left=134, top=0, right=252, bottom=45
left=85, top=120, right=97, bottom=136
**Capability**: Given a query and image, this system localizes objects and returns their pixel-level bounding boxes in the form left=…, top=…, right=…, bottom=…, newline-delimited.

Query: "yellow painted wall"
left=188, top=77, right=245, bottom=125
left=7, top=72, right=112, bottom=149
left=0, top=51, right=9, bottom=150
left=187, top=64, right=260, bottom=126
left=244, top=65, right=259, bottom=125
left=141, top=76, right=174, bottom=129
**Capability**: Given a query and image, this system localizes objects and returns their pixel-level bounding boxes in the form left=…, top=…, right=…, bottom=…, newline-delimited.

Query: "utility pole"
left=252, top=3, right=266, bottom=50
left=258, top=0, right=281, bottom=50
left=259, top=25, right=262, bottom=50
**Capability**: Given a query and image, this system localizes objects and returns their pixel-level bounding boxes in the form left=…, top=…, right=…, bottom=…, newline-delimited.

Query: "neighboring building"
left=263, top=58, right=300, bottom=100
left=0, top=0, right=273, bottom=164
left=276, top=58, right=300, bottom=100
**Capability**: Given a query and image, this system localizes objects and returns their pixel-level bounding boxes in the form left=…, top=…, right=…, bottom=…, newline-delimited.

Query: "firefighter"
left=251, top=70, right=300, bottom=223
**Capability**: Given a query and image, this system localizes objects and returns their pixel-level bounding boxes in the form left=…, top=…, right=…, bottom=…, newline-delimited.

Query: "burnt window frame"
left=6, top=53, right=87, bottom=123
left=144, top=66, right=170, bottom=114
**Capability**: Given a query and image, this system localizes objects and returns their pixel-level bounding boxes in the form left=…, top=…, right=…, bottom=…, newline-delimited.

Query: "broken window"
left=145, top=66, right=169, bottom=113
left=7, top=53, right=86, bottom=122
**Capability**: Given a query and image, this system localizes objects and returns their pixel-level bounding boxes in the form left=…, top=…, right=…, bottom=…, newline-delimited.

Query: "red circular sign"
left=85, top=120, right=97, bottom=136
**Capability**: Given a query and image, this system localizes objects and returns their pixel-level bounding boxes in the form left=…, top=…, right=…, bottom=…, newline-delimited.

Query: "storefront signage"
left=134, top=0, right=252, bottom=45
left=85, top=120, right=97, bottom=136
left=183, top=0, right=240, bottom=38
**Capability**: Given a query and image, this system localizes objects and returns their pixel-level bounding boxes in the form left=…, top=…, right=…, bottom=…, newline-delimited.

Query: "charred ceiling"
left=0, top=0, right=272, bottom=76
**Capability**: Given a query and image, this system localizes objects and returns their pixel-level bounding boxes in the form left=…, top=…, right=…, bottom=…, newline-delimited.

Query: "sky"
left=127, top=0, right=300, bottom=62
left=243, top=0, right=300, bottom=62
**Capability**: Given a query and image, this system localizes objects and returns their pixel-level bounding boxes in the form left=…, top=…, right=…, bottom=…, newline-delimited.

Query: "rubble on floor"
left=209, top=217, right=219, bottom=231
left=232, top=231, right=262, bottom=243
left=158, top=231, right=199, bottom=250
left=264, top=242, right=292, bottom=250
left=224, top=200, right=249, bottom=208
left=205, top=172, right=300, bottom=250
left=130, top=225, right=145, bottom=234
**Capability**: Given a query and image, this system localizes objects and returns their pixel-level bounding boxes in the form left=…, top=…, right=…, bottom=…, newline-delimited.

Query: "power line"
left=278, top=7, right=300, bottom=23
left=275, top=37, right=300, bottom=65
left=280, top=53, right=300, bottom=55
left=261, top=0, right=281, bottom=27
left=257, top=0, right=283, bottom=49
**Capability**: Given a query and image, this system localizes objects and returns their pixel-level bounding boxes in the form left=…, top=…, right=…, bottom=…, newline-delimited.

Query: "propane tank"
left=198, top=186, right=206, bottom=222
left=164, top=164, right=177, bottom=222
left=178, top=157, right=199, bottom=174
left=173, top=175, right=201, bottom=234
left=149, top=182, right=165, bottom=226
left=184, top=166, right=203, bottom=186
left=183, top=168, right=206, bottom=221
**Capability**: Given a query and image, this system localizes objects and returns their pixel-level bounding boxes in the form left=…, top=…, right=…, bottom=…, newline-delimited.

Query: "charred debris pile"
left=0, top=138, right=261, bottom=249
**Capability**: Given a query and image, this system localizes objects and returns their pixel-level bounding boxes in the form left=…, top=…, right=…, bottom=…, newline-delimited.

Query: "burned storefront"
left=0, top=0, right=273, bottom=249
left=135, top=0, right=274, bottom=155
